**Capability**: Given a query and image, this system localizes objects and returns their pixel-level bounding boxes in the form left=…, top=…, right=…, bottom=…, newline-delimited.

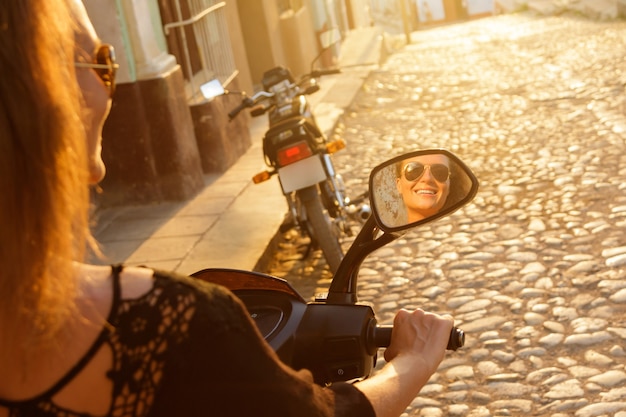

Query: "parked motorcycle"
left=192, top=149, right=479, bottom=385
left=201, top=63, right=370, bottom=274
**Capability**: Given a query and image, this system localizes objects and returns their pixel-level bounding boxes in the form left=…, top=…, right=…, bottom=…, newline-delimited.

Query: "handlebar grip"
left=310, top=68, right=341, bottom=78
left=228, top=103, right=246, bottom=120
left=373, top=325, right=393, bottom=347
left=373, top=325, right=465, bottom=351
left=228, top=97, right=254, bottom=120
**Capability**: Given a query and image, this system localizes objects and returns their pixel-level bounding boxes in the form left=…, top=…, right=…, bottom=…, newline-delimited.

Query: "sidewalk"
left=92, top=26, right=384, bottom=276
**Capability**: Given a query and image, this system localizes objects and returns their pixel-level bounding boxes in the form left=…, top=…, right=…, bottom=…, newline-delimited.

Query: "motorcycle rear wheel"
left=297, top=185, right=344, bottom=274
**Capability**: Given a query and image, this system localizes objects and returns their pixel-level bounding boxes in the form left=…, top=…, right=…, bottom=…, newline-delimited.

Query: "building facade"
left=84, top=0, right=371, bottom=207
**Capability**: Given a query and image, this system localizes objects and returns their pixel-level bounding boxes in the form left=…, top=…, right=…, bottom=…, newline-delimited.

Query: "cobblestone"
left=263, top=13, right=626, bottom=416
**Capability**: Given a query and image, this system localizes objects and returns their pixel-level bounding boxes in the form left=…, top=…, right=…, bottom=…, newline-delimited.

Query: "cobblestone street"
left=262, top=13, right=626, bottom=417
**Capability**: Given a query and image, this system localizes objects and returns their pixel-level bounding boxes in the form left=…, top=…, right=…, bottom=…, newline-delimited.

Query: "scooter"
left=192, top=149, right=479, bottom=385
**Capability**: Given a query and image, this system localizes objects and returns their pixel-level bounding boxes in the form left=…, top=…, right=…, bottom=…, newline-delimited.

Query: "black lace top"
left=0, top=265, right=375, bottom=417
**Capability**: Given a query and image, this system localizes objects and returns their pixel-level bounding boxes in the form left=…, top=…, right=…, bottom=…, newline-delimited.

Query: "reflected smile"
left=414, top=189, right=437, bottom=195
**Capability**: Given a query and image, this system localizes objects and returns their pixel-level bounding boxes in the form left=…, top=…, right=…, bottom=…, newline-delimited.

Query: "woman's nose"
left=420, top=166, right=435, bottom=181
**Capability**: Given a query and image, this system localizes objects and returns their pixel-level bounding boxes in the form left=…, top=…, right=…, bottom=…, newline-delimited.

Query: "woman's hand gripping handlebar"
left=371, top=309, right=464, bottom=360
left=373, top=325, right=465, bottom=351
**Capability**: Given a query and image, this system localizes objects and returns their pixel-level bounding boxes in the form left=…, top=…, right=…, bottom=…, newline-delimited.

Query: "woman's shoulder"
left=77, top=263, right=238, bottom=315
left=113, top=266, right=250, bottom=343
left=128, top=265, right=233, bottom=300
left=77, top=263, right=245, bottom=331
left=146, top=267, right=247, bottom=324
left=80, top=264, right=224, bottom=297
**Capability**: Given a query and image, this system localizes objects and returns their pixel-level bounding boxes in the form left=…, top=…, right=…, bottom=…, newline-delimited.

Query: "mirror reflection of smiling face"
left=396, top=154, right=451, bottom=222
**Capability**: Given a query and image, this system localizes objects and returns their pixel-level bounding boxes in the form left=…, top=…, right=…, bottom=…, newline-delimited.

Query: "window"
left=160, top=0, right=237, bottom=103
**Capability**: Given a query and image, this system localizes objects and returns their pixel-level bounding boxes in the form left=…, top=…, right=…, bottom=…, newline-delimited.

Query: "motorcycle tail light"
left=326, top=137, right=346, bottom=154
left=277, top=141, right=312, bottom=166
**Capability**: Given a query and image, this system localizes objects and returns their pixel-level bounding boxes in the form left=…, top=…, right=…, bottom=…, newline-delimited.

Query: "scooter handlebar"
left=373, top=325, right=465, bottom=351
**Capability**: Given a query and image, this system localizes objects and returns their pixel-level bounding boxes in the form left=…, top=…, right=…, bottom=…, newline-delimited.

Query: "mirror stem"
left=326, top=216, right=397, bottom=304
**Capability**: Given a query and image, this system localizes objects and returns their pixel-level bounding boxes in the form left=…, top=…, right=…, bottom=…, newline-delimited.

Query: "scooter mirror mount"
left=325, top=149, right=479, bottom=304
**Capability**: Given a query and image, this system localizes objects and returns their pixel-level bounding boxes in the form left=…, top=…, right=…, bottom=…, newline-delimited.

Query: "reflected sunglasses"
left=74, top=44, right=119, bottom=97
left=403, top=162, right=450, bottom=183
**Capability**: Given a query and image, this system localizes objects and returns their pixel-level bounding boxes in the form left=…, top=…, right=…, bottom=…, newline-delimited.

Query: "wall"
left=236, top=0, right=276, bottom=86
left=224, top=0, right=254, bottom=94
left=84, top=0, right=204, bottom=206
left=346, top=0, right=373, bottom=28
left=279, top=7, right=319, bottom=78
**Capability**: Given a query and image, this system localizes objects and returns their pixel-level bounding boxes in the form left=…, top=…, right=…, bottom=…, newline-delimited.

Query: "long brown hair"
left=0, top=0, right=91, bottom=359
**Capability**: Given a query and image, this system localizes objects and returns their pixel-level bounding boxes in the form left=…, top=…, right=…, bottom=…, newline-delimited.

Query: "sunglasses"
left=403, top=162, right=450, bottom=183
left=74, top=44, right=118, bottom=97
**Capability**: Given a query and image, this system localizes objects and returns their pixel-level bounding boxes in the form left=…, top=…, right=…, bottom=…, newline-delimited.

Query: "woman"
left=0, top=1, right=454, bottom=416
left=396, top=154, right=451, bottom=223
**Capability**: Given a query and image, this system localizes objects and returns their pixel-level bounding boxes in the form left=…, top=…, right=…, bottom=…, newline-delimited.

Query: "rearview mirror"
left=369, top=149, right=478, bottom=233
left=200, top=79, right=225, bottom=100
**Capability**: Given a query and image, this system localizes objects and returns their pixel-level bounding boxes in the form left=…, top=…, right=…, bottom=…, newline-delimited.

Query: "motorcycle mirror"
left=369, top=149, right=479, bottom=233
left=200, top=79, right=225, bottom=100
